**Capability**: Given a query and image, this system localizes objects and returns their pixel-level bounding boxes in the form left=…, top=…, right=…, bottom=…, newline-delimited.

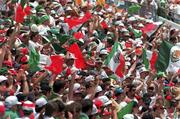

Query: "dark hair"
left=44, top=101, right=58, bottom=117
left=142, top=111, right=154, bottom=119
left=35, top=105, right=44, bottom=113
left=30, top=32, right=39, bottom=40
left=81, top=99, right=93, bottom=113
left=65, top=102, right=82, bottom=118
left=53, top=80, right=66, bottom=93
left=54, top=99, right=65, bottom=112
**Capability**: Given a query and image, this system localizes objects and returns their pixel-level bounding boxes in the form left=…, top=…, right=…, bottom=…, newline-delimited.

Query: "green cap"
left=157, top=72, right=167, bottom=78
left=40, top=15, right=50, bottom=23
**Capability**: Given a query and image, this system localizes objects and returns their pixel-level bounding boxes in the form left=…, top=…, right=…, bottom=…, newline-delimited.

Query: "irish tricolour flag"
left=104, top=42, right=125, bottom=78
left=155, top=41, right=180, bottom=73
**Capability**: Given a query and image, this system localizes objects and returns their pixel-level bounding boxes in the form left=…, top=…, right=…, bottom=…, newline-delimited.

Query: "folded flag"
left=128, top=4, right=141, bottom=14
left=104, top=42, right=125, bottom=78
left=155, top=40, right=180, bottom=73
left=68, top=43, right=86, bottom=69
left=64, top=11, right=92, bottom=30
left=44, top=55, right=64, bottom=75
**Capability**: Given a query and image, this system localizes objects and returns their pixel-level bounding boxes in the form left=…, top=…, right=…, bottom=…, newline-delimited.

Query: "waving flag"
left=155, top=41, right=180, bottom=73
left=64, top=11, right=92, bottom=30
left=68, top=43, right=86, bottom=69
left=104, top=42, right=125, bottom=78
left=44, top=55, right=64, bottom=74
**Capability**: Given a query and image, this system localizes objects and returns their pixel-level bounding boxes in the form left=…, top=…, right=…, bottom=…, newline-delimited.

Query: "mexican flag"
left=142, top=49, right=158, bottom=71
left=64, top=11, right=92, bottom=30
left=104, top=42, right=125, bottom=78
left=155, top=41, right=180, bottom=73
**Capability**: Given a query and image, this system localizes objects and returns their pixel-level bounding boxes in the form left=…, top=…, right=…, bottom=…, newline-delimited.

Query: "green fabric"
left=142, top=48, right=149, bottom=70
left=20, top=0, right=28, bottom=8
left=155, top=40, right=173, bottom=73
left=133, top=29, right=142, bottom=38
left=48, top=92, right=61, bottom=101
left=80, top=112, right=89, bottom=119
left=0, top=67, right=8, bottom=75
left=3, top=110, right=19, bottom=119
left=40, top=15, right=50, bottom=23
left=128, top=4, right=141, bottom=14
left=28, top=48, right=40, bottom=72
left=117, top=101, right=134, bottom=119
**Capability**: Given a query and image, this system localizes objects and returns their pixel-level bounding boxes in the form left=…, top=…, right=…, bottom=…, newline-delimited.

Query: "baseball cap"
left=98, top=96, right=112, bottom=106
left=5, top=96, right=21, bottom=108
left=0, top=75, right=7, bottom=83
left=22, top=100, right=35, bottom=111
left=85, top=75, right=95, bottom=82
left=35, top=98, right=47, bottom=108
left=96, top=85, right=102, bottom=93
left=114, top=87, right=124, bottom=95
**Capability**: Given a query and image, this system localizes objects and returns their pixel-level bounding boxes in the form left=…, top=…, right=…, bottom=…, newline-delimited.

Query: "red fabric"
left=3, top=60, right=13, bottom=67
left=8, top=69, right=17, bottom=75
left=64, top=11, right=92, bottom=30
left=21, top=56, right=28, bottom=63
left=68, top=43, right=86, bottom=69
left=115, top=53, right=125, bottom=78
left=125, top=41, right=132, bottom=49
left=140, top=23, right=157, bottom=34
left=15, top=4, right=26, bottom=23
left=100, top=21, right=108, bottom=29
left=24, top=6, right=31, bottom=15
left=45, top=55, right=64, bottom=75
left=150, top=51, right=158, bottom=71
left=73, top=32, right=84, bottom=40
left=66, top=68, right=71, bottom=76
left=0, top=104, right=5, bottom=115
left=21, top=48, right=29, bottom=55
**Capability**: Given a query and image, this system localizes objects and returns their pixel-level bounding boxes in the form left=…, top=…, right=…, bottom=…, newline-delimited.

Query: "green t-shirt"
left=3, top=110, right=19, bottom=119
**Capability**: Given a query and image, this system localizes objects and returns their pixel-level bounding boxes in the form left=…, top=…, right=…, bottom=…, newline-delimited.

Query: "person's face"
left=66, top=59, right=74, bottom=66
left=140, top=71, right=149, bottom=79
left=44, top=20, right=50, bottom=26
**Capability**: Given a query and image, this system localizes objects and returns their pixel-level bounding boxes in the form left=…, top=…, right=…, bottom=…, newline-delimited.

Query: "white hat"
left=115, top=13, right=122, bottom=17
left=100, top=49, right=108, bottom=55
left=98, top=96, right=112, bottom=106
left=96, top=85, right=102, bottom=93
left=85, top=75, right=95, bottom=82
left=128, top=17, right=136, bottom=22
left=31, top=24, right=38, bottom=33
left=115, top=21, right=124, bottom=27
left=138, top=23, right=144, bottom=27
left=139, top=66, right=148, bottom=74
left=123, top=114, right=134, bottom=119
left=35, top=98, right=47, bottom=108
left=66, top=6, right=72, bottom=11
left=73, top=83, right=81, bottom=92
left=0, top=75, right=7, bottom=83
left=5, top=96, right=21, bottom=108
left=22, top=100, right=35, bottom=111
